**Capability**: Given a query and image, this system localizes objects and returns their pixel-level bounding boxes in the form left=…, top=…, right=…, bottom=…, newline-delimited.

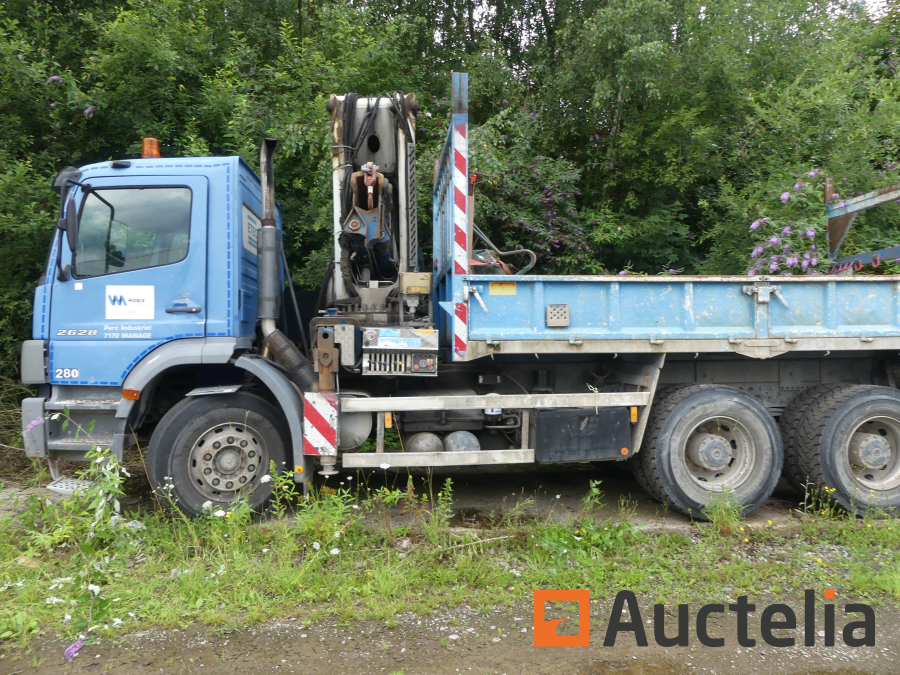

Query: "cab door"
left=48, top=175, right=208, bottom=386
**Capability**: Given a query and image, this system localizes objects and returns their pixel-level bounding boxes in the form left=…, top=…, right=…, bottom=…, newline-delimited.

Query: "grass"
left=0, top=451, right=898, bottom=655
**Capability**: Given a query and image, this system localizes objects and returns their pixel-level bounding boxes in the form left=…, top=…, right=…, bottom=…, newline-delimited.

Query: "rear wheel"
left=778, top=384, right=844, bottom=495
left=633, top=385, right=782, bottom=518
left=796, top=386, right=900, bottom=517
left=147, top=392, right=289, bottom=517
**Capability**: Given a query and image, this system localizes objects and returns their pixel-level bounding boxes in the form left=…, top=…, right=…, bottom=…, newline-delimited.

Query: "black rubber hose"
left=280, top=249, right=310, bottom=359
left=314, top=261, right=336, bottom=317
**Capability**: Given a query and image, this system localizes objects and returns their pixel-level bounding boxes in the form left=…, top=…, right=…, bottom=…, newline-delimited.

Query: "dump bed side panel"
left=466, top=275, right=900, bottom=354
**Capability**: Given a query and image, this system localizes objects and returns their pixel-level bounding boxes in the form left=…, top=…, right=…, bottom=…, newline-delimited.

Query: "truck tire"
left=778, top=384, right=844, bottom=495
left=796, top=385, right=900, bottom=517
left=147, top=392, right=289, bottom=517
left=632, top=385, right=782, bottom=518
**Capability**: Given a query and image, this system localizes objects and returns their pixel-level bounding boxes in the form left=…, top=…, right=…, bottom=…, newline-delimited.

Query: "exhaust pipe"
left=258, top=138, right=280, bottom=337
left=257, top=138, right=318, bottom=391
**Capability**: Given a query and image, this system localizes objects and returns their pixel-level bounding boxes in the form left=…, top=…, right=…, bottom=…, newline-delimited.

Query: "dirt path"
left=4, top=596, right=897, bottom=675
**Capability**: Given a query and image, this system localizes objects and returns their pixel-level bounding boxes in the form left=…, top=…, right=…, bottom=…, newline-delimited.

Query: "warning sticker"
left=242, top=204, right=261, bottom=254
left=489, top=281, right=517, bottom=296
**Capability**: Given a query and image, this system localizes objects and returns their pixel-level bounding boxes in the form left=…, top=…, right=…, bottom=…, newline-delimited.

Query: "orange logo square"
left=533, top=590, right=590, bottom=646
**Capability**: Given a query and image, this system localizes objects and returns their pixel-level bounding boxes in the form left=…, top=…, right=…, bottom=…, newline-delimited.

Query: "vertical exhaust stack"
left=258, top=138, right=281, bottom=337
left=257, top=138, right=318, bottom=392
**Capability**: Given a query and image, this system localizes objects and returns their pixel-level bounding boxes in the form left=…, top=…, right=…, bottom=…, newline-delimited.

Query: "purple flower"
left=810, top=244, right=817, bottom=251
left=837, top=201, right=846, bottom=209
left=786, top=255, right=799, bottom=267
left=782, top=242, right=791, bottom=251
left=768, top=236, right=780, bottom=246
left=808, top=169, right=821, bottom=177
left=805, top=227, right=815, bottom=239
left=594, top=134, right=600, bottom=141
left=46, top=75, right=62, bottom=83
left=751, top=246, right=764, bottom=258
left=502, top=99, right=508, bottom=104
left=617, top=270, right=628, bottom=276
left=780, top=192, right=790, bottom=203
left=668, top=268, right=678, bottom=273
left=769, top=261, right=779, bottom=272
left=608, top=162, right=614, bottom=169
left=794, top=181, right=803, bottom=190
left=832, top=192, right=841, bottom=200
left=49, top=102, right=57, bottom=108
left=747, top=267, right=759, bottom=276
left=750, top=219, right=763, bottom=230
left=801, top=259, right=810, bottom=270
left=530, top=112, right=536, bottom=120
left=810, top=257, right=817, bottom=266
left=64, top=636, right=85, bottom=662
left=83, top=105, right=95, bottom=118
left=25, top=418, right=44, bottom=431
left=782, top=225, right=793, bottom=236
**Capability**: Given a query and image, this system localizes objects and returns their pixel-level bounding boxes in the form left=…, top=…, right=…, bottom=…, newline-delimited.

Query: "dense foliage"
left=1, top=0, right=900, bottom=377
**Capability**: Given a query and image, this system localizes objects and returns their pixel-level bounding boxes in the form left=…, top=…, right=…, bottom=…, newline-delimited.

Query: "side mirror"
left=64, top=197, right=77, bottom=251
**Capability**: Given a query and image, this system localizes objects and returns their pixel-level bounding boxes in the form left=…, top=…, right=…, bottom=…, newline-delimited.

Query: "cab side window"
left=74, top=186, right=191, bottom=278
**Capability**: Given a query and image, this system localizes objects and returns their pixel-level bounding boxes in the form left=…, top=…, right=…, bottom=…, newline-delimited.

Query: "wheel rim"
left=188, top=422, right=269, bottom=502
left=682, top=416, right=757, bottom=491
left=845, top=416, right=900, bottom=492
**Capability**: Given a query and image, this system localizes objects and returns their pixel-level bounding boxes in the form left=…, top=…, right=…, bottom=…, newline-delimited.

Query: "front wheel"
left=633, top=385, right=782, bottom=519
left=147, top=392, right=289, bottom=517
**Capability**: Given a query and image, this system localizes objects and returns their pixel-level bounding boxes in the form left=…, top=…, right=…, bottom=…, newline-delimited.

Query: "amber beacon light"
left=141, top=137, right=161, bottom=158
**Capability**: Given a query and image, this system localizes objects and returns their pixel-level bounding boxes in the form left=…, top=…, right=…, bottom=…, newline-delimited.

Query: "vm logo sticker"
left=105, top=285, right=155, bottom=320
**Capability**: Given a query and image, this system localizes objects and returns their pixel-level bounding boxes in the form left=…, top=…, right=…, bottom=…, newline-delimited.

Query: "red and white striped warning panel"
left=452, top=121, right=468, bottom=359
left=302, top=392, right=338, bottom=456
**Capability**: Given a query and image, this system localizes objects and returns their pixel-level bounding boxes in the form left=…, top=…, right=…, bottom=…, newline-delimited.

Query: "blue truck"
left=20, top=73, right=900, bottom=518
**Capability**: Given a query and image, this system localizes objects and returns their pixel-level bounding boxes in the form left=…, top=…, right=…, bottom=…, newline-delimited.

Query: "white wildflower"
left=213, top=510, right=226, bottom=517
left=125, top=520, right=145, bottom=530
left=379, top=463, right=390, bottom=470
left=262, top=548, right=269, bottom=553
left=202, top=500, right=213, bottom=510
left=555, top=494, right=561, bottom=499
left=112, top=618, right=122, bottom=627
left=128, top=612, right=136, bottom=618
left=334, top=531, right=341, bottom=539
left=45, top=596, right=66, bottom=605
left=64, top=613, right=72, bottom=622
left=259, top=475, right=271, bottom=484
left=49, top=576, right=73, bottom=590
left=87, top=584, right=101, bottom=596
left=329, top=548, right=340, bottom=555
left=346, top=476, right=352, bottom=481
left=351, top=505, right=359, bottom=509
left=312, top=542, right=321, bottom=551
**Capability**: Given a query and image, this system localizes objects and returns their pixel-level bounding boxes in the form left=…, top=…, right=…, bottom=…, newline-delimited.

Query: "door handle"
left=166, top=306, right=202, bottom=314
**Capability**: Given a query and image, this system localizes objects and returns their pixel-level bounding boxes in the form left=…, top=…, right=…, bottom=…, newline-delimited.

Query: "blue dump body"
left=465, top=275, right=900, bottom=343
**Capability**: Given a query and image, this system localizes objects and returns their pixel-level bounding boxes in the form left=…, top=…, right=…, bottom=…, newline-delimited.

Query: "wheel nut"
left=239, top=476, right=247, bottom=484
left=226, top=481, right=233, bottom=489
left=212, top=478, right=220, bottom=486
left=248, top=464, right=255, bottom=472
left=204, top=453, right=212, bottom=461
left=248, top=450, right=255, bottom=458
left=213, top=441, right=221, bottom=449
left=227, top=436, right=234, bottom=444
left=240, top=440, right=248, bottom=448
left=203, top=468, right=212, bottom=475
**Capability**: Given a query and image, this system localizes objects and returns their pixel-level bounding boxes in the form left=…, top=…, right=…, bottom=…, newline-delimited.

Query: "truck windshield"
left=74, top=186, right=191, bottom=278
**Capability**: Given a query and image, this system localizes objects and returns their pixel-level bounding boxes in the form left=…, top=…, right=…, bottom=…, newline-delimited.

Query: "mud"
left=3, top=596, right=897, bottom=675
